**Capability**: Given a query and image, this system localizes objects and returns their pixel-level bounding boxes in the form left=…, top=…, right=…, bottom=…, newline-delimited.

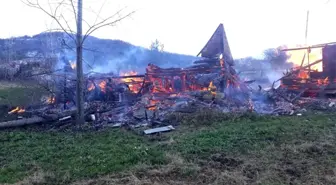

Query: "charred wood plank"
left=0, top=110, right=77, bottom=129
left=0, top=117, right=46, bottom=129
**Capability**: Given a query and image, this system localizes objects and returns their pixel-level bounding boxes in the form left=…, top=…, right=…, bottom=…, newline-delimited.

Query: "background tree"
left=263, top=47, right=291, bottom=69
left=150, top=39, right=164, bottom=52
left=23, top=0, right=135, bottom=124
left=148, top=39, right=165, bottom=65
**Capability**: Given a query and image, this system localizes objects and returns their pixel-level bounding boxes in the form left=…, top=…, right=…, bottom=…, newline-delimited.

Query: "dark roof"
left=197, top=23, right=234, bottom=65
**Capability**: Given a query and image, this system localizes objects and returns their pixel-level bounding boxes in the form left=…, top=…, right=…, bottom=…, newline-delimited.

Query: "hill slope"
left=0, top=32, right=198, bottom=73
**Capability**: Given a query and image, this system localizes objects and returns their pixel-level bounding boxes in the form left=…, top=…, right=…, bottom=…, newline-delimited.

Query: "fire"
left=69, top=60, right=76, bottom=69
left=120, top=71, right=143, bottom=93
left=121, top=71, right=137, bottom=76
left=220, top=59, right=224, bottom=67
left=147, top=99, right=160, bottom=111
left=297, top=70, right=309, bottom=79
left=208, top=81, right=217, bottom=96
left=324, top=77, right=329, bottom=84
left=286, top=45, right=322, bottom=71
left=99, top=80, right=107, bottom=93
left=8, top=107, right=25, bottom=114
left=208, top=81, right=214, bottom=91
left=47, top=96, right=56, bottom=104
left=88, top=83, right=95, bottom=91
left=317, top=77, right=329, bottom=85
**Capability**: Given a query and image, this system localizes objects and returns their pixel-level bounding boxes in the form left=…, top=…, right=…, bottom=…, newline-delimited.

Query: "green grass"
left=0, top=130, right=165, bottom=184
left=0, top=87, right=47, bottom=107
left=1, top=113, right=336, bottom=185
left=173, top=114, right=335, bottom=157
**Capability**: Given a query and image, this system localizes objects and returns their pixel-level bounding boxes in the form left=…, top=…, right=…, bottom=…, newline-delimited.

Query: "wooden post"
left=181, top=73, right=186, bottom=91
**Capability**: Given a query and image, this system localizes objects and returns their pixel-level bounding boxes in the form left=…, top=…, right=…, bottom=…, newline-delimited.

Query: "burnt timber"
left=281, top=44, right=336, bottom=96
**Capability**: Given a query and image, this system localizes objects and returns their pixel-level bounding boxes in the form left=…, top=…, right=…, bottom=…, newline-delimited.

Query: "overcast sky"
left=0, top=0, right=335, bottom=58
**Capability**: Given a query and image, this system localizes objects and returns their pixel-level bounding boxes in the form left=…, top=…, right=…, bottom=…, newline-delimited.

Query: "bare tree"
left=23, top=0, right=135, bottom=124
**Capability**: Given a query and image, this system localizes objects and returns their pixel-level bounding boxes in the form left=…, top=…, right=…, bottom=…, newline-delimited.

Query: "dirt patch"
left=3, top=171, right=61, bottom=185
left=242, top=164, right=260, bottom=180
left=209, top=153, right=243, bottom=170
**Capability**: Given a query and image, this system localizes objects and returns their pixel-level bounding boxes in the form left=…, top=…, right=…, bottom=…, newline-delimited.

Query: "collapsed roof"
left=197, top=23, right=234, bottom=66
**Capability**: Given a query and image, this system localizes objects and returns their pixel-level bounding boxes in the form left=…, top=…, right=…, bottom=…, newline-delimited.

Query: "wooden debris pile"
left=2, top=24, right=336, bottom=131
left=280, top=44, right=336, bottom=97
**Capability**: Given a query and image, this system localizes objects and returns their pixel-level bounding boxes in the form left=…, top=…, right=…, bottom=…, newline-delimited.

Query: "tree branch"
left=82, top=9, right=135, bottom=43
left=68, top=0, right=77, bottom=23
left=60, top=14, right=74, bottom=36
left=93, top=0, right=108, bottom=26
left=23, top=0, right=76, bottom=43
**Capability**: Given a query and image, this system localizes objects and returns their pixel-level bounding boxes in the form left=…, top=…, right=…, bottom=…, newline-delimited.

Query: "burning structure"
left=2, top=23, right=254, bottom=129
left=2, top=23, right=336, bottom=130
left=281, top=43, right=336, bottom=97
left=83, top=23, right=248, bottom=105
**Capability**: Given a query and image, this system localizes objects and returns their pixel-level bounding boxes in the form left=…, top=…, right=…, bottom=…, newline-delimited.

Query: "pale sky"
left=0, top=0, right=335, bottom=58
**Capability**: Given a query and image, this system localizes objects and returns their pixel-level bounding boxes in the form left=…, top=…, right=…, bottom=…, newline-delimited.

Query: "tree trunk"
left=76, top=0, right=85, bottom=124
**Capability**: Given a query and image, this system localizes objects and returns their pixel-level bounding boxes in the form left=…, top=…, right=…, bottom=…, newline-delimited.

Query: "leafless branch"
left=82, top=9, right=135, bottom=43
left=93, top=0, right=108, bottom=26
left=68, top=0, right=77, bottom=23
left=40, top=28, right=76, bottom=34
left=82, top=19, right=92, bottom=28
left=60, top=14, right=74, bottom=36
left=23, top=0, right=76, bottom=42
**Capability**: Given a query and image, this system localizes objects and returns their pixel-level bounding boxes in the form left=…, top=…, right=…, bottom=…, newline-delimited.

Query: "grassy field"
left=0, top=82, right=49, bottom=122
left=1, top=111, right=336, bottom=185
left=0, top=81, right=47, bottom=107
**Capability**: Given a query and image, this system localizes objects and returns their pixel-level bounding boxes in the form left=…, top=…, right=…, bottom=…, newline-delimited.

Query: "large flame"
left=120, top=71, right=143, bottom=93
left=286, top=45, right=322, bottom=71
left=86, top=71, right=143, bottom=94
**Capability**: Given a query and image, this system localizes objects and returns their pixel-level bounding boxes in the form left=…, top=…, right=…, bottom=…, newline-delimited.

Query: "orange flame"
left=99, top=81, right=107, bottom=93
left=297, top=70, right=309, bottom=79
left=8, top=107, right=25, bottom=114
left=208, top=81, right=217, bottom=96
left=47, top=97, right=56, bottom=104
left=317, top=77, right=329, bottom=85
left=88, top=83, right=95, bottom=91
left=120, top=71, right=143, bottom=93
left=147, top=99, right=160, bottom=111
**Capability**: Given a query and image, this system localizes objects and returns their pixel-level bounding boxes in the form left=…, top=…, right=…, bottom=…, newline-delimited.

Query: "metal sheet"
left=144, top=125, right=175, bottom=135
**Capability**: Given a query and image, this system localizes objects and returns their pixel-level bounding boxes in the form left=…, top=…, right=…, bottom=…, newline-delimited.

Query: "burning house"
left=84, top=23, right=248, bottom=105
left=2, top=23, right=255, bottom=129
left=3, top=23, right=335, bottom=130
left=280, top=43, right=336, bottom=97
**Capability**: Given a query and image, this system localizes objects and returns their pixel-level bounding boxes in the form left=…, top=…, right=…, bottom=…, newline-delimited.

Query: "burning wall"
left=281, top=44, right=336, bottom=96
left=285, top=45, right=323, bottom=71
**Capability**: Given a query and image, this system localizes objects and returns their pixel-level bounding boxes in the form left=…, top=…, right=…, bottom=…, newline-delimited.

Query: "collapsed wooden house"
left=280, top=43, right=336, bottom=96
left=84, top=23, right=247, bottom=102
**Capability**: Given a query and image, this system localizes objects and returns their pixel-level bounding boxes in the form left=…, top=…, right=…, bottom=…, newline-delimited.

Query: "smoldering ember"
left=1, top=23, right=336, bottom=133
